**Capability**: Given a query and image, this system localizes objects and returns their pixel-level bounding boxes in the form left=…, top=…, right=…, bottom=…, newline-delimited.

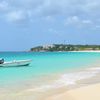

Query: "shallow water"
left=0, top=52, right=100, bottom=89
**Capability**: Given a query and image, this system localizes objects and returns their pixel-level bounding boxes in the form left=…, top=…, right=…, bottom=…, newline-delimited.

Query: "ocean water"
left=0, top=52, right=100, bottom=90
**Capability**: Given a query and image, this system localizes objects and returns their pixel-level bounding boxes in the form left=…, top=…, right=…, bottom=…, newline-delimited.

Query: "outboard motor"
left=0, top=59, right=4, bottom=64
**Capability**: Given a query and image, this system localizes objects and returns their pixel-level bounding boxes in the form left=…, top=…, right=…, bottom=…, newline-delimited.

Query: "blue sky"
left=0, top=0, right=100, bottom=51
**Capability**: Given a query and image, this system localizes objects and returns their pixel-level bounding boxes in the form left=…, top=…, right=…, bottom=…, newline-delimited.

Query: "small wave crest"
left=27, top=67, right=100, bottom=92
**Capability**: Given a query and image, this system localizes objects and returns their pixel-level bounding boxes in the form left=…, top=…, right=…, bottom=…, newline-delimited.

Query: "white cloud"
left=0, top=0, right=100, bottom=27
left=0, top=1, right=8, bottom=11
left=66, top=16, right=80, bottom=24
left=48, top=28, right=64, bottom=37
left=29, top=0, right=100, bottom=17
left=95, top=25, right=100, bottom=29
left=65, top=16, right=93, bottom=28
left=91, top=25, right=100, bottom=30
left=82, top=0, right=100, bottom=13
left=44, top=16, right=54, bottom=22
left=6, top=10, right=27, bottom=22
left=82, top=20, right=92, bottom=24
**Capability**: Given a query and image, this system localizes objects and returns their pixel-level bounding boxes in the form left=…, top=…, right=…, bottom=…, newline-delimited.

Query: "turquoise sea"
left=0, top=52, right=100, bottom=90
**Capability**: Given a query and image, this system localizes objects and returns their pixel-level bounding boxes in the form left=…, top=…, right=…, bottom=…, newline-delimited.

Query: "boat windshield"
left=0, top=59, right=4, bottom=64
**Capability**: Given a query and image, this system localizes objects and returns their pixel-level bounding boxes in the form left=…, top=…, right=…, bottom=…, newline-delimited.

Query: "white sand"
left=69, top=50, right=100, bottom=52
left=47, top=83, right=100, bottom=100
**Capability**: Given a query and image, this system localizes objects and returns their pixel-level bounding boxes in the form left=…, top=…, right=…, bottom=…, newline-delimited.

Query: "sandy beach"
left=69, top=50, right=100, bottom=52
left=1, top=83, right=100, bottom=100
left=0, top=72, right=100, bottom=100
left=47, top=83, right=100, bottom=100
left=45, top=71, right=100, bottom=100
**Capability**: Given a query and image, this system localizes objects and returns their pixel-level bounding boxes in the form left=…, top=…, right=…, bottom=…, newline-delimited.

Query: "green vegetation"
left=30, top=44, right=100, bottom=52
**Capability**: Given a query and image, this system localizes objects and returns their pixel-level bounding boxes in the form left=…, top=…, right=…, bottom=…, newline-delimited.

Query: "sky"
left=0, top=0, right=100, bottom=51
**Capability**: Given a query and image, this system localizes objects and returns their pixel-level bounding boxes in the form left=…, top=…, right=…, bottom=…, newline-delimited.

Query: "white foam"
left=57, top=70, right=99, bottom=85
left=28, top=68, right=100, bottom=92
left=88, top=67, right=100, bottom=70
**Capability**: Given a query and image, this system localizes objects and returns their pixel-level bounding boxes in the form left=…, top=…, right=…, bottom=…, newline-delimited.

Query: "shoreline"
left=30, top=50, right=100, bottom=53
left=45, top=69, right=100, bottom=100
left=47, top=83, right=100, bottom=100
left=69, top=50, right=100, bottom=52
left=5, top=65, right=100, bottom=100
left=10, top=70, right=100, bottom=100
left=0, top=56, right=100, bottom=100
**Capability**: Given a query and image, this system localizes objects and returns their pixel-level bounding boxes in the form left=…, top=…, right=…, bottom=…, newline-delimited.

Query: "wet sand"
left=1, top=82, right=100, bottom=100
left=47, top=83, right=100, bottom=100
left=1, top=73, right=100, bottom=100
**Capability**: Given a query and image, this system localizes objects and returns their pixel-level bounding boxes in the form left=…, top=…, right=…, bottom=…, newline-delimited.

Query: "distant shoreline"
left=0, top=50, right=100, bottom=52
left=68, top=50, right=100, bottom=52
left=30, top=44, right=100, bottom=52
left=30, top=50, right=100, bottom=52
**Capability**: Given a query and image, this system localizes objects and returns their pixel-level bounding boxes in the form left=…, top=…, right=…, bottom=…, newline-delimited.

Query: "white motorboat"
left=0, top=59, right=32, bottom=67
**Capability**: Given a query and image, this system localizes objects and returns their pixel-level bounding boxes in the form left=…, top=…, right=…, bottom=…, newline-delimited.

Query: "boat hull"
left=0, top=60, right=32, bottom=67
